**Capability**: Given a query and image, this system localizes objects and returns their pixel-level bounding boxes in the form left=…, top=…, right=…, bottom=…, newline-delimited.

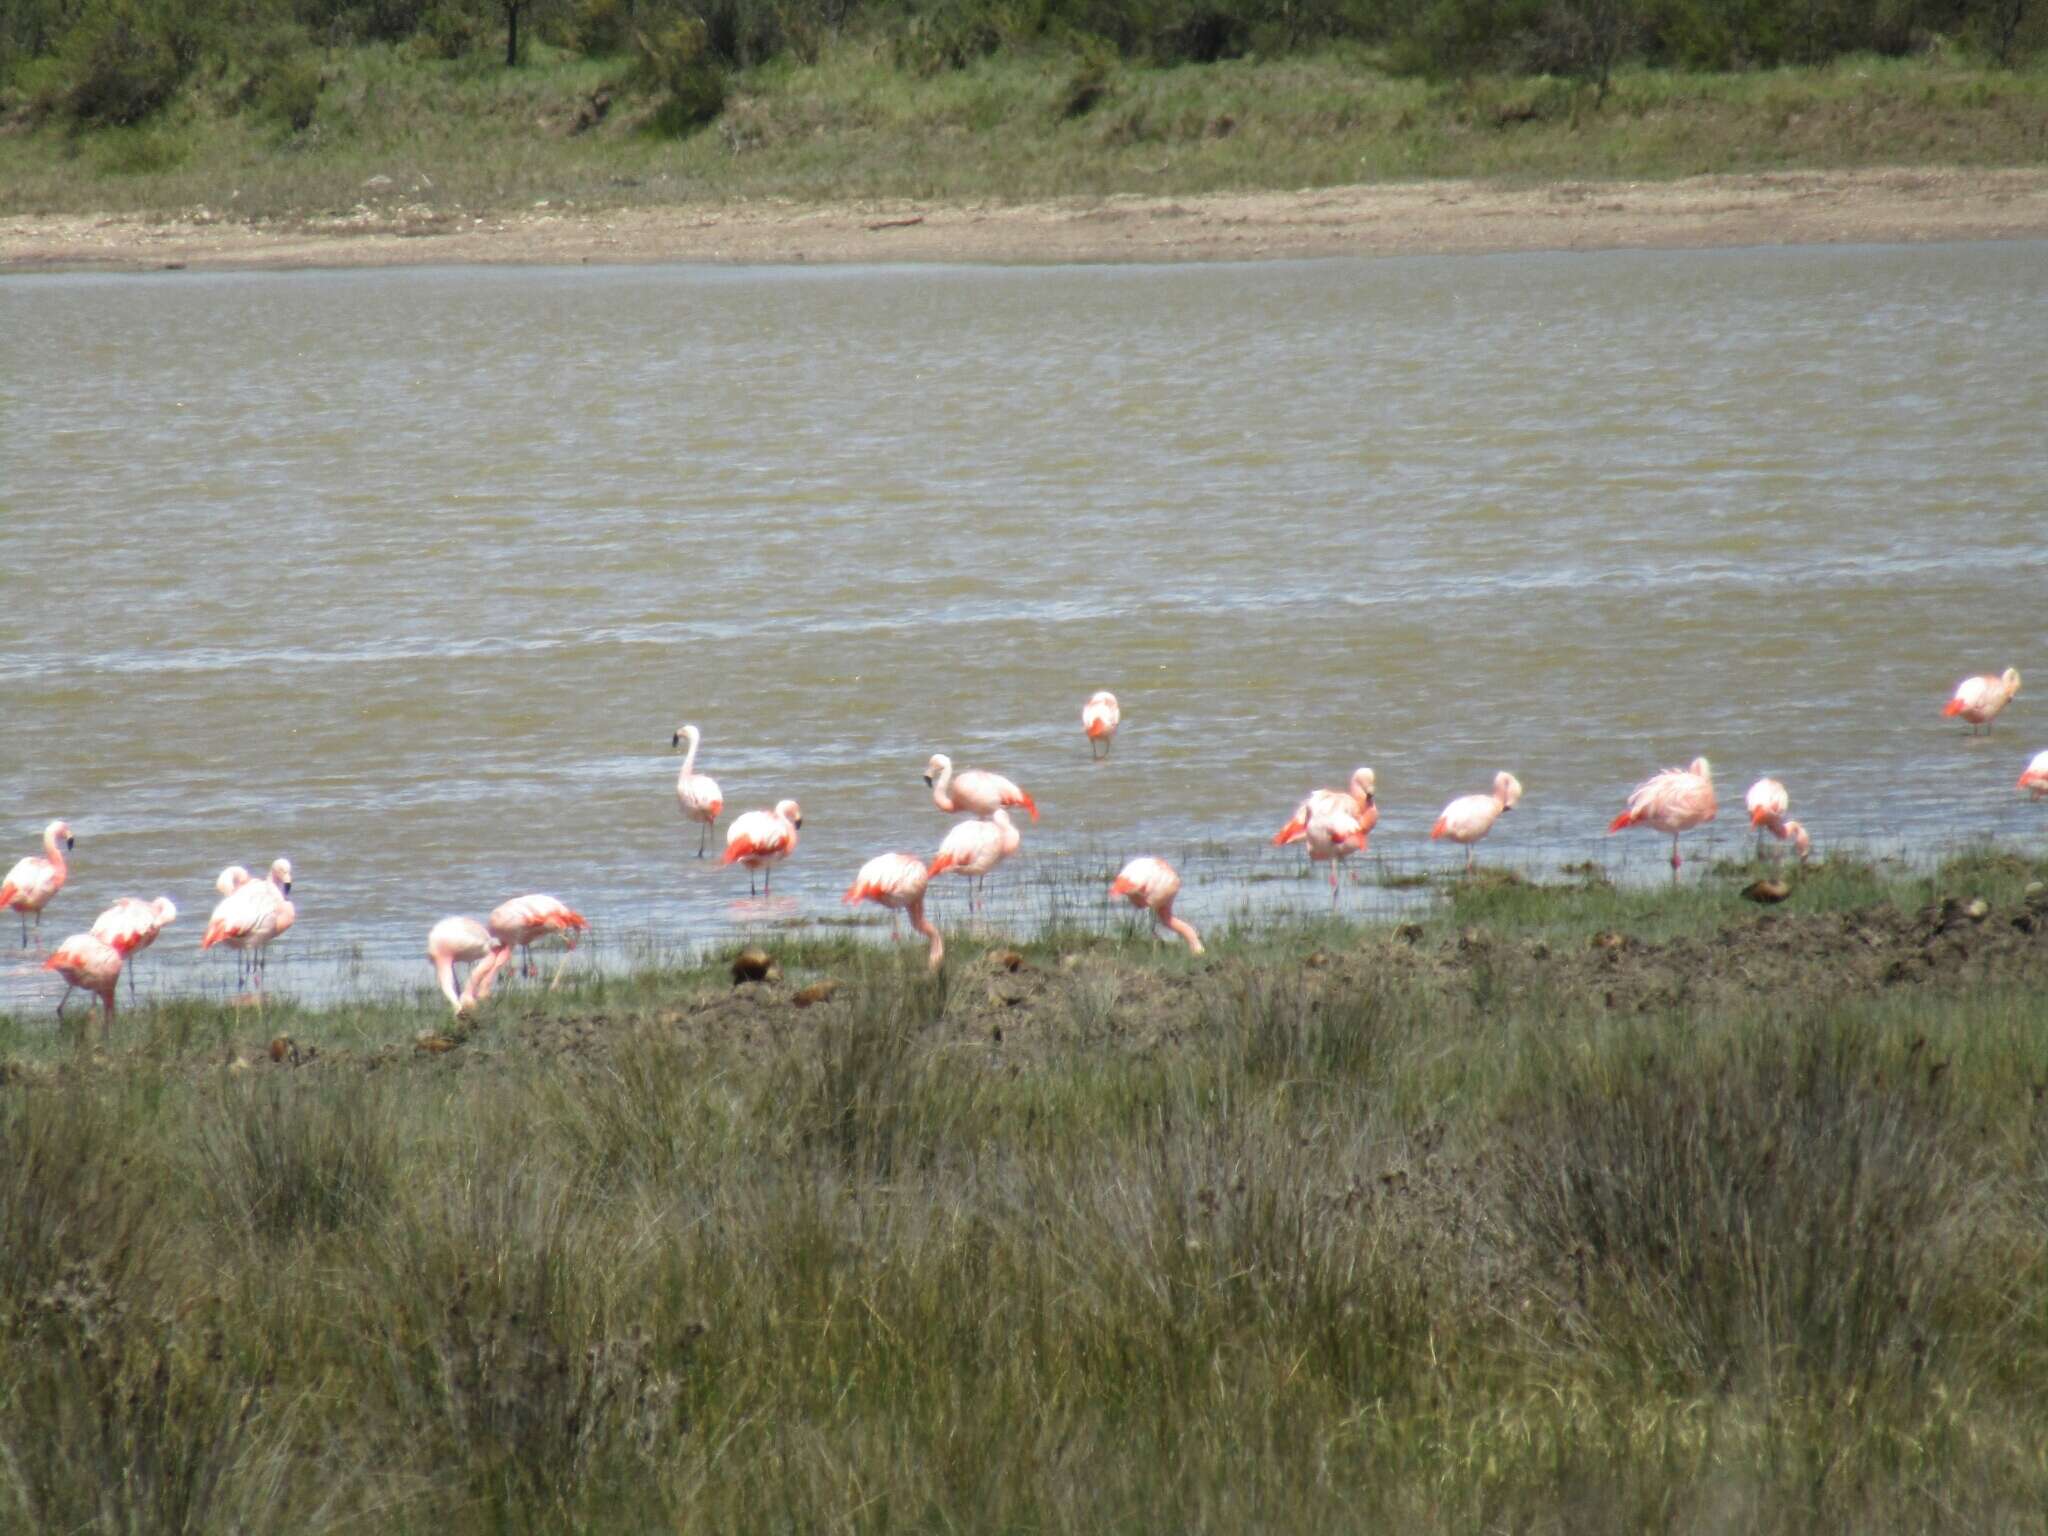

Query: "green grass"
left=2, top=41, right=2045, bottom=220
left=4, top=853, right=2048, bottom=1529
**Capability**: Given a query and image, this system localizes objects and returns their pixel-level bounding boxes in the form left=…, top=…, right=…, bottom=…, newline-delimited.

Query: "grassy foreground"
left=3, top=43, right=2047, bottom=221
left=5, top=850, right=2048, bottom=1531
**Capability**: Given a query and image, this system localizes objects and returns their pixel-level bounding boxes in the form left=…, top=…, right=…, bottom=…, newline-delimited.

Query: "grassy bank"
left=5, top=850, right=2048, bottom=1530
left=3, top=43, right=2046, bottom=221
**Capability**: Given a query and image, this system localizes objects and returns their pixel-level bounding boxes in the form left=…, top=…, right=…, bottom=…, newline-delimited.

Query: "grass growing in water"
left=2, top=851, right=2047, bottom=1529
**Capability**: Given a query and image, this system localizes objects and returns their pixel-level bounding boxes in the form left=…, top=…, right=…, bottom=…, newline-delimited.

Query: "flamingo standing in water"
left=1945, top=667, right=2021, bottom=734
left=1431, top=772, right=1523, bottom=873
left=91, top=896, right=178, bottom=997
left=201, top=858, right=295, bottom=989
left=925, top=755, right=1038, bottom=821
left=1110, top=856, right=1203, bottom=954
left=1273, top=768, right=1377, bottom=907
left=1, top=820, right=73, bottom=947
left=428, top=916, right=507, bottom=1013
left=1608, top=758, right=1717, bottom=881
left=723, top=800, right=802, bottom=896
left=928, top=809, right=1020, bottom=914
left=844, top=853, right=944, bottom=970
left=672, top=723, right=724, bottom=858
left=1745, top=776, right=1792, bottom=858
left=1082, top=692, right=1121, bottom=760
left=2018, top=751, right=2048, bottom=799
left=487, top=894, right=589, bottom=980
left=44, top=933, right=123, bottom=1032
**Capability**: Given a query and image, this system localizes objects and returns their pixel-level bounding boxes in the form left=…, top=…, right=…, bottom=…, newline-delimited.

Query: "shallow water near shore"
left=4, top=243, right=2046, bottom=1011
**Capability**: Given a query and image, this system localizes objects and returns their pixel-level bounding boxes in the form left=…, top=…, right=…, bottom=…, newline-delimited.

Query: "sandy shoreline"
left=4, top=165, right=2047, bottom=272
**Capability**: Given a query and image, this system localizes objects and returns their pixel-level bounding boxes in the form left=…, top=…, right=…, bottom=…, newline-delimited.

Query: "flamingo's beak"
left=670, top=733, right=681, bottom=747
left=282, top=882, right=292, bottom=896
left=922, top=775, right=934, bottom=787
left=65, top=837, right=75, bottom=850
left=794, top=816, right=804, bottom=829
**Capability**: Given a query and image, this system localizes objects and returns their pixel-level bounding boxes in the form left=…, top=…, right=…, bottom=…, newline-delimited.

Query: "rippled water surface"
left=4, top=245, right=2046, bottom=1008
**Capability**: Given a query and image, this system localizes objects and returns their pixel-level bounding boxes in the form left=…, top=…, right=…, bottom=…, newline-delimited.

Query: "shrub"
left=51, top=0, right=193, bottom=126
left=633, top=15, right=726, bottom=131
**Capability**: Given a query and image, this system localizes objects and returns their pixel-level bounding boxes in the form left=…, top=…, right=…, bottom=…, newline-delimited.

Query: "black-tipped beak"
left=794, top=817, right=804, bottom=830
left=282, top=882, right=292, bottom=896
left=670, top=732, right=681, bottom=747
left=922, top=775, right=934, bottom=787
left=1366, top=794, right=1376, bottom=808
left=65, top=837, right=75, bottom=850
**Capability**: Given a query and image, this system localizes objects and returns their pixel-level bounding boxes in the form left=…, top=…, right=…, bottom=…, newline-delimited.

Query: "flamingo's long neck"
left=911, top=900, right=943, bottom=969
left=43, top=828, right=66, bottom=878
left=680, top=731, right=699, bottom=776
left=435, top=956, right=462, bottom=1011
left=1167, top=915, right=1204, bottom=955
left=930, top=759, right=956, bottom=811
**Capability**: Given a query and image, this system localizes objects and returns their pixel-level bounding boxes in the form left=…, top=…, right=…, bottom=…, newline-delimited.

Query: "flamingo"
left=1745, top=777, right=1791, bottom=858
left=723, top=800, right=801, bottom=896
left=844, top=853, right=944, bottom=970
left=2020, top=751, right=2048, bottom=799
left=1082, top=692, right=1121, bottom=760
left=200, top=858, right=296, bottom=989
left=428, top=916, right=508, bottom=1014
left=1273, top=768, right=1377, bottom=908
left=1608, top=758, right=1717, bottom=881
left=1430, top=771, right=1523, bottom=873
left=1945, top=667, right=2021, bottom=734
left=215, top=864, right=253, bottom=897
left=672, top=723, right=724, bottom=858
left=487, top=894, right=589, bottom=980
left=43, top=933, right=123, bottom=1031
left=1110, top=856, right=1203, bottom=954
left=1, top=820, right=73, bottom=947
left=928, top=808, right=1020, bottom=914
left=925, top=755, right=1037, bottom=821
left=90, top=896, right=178, bottom=998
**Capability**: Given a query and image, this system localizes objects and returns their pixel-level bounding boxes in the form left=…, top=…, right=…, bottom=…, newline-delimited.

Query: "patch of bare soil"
left=5, top=166, right=2046, bottom=273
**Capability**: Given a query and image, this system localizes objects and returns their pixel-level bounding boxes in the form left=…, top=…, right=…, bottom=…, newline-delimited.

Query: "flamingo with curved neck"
left=924, top=755, right=1038, bottom=821
left=671, top=723, right=724, bottom=858
left=1, top=820, right=74, bottom=947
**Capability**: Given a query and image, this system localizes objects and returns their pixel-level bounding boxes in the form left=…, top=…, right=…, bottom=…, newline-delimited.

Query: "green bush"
left=51, top=0, right=194, bottom=125
left=633, top=14, right=725, bottom=131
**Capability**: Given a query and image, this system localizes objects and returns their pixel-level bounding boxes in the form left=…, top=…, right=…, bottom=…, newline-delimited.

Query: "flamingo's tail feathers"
left=720, top=842, right=746, bottom=865
left=843, top=881, right=877, bottom=905
left=0, top=882, right=15, bottom=911
left=543, top=909, right=589, bottom=933
left=928, top=854, right=955, bottom=878
left=1271, top=816, right=1307, bottom=846
left=199, top=919, right=231, bottom=949
left=1607, top=809, right=1637, bottom=834
left=1110, top=875, right=1139, bottom=898
left=1429, top=815, right=1449, bottom=841
left=706, top=799, right=723, bottom=819
left=1943, top=698, right=1966, bottom=717
left=1085, top=719, right=1111, bottom=739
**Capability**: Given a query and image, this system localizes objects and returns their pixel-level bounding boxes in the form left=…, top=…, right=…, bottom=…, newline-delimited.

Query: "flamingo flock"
left=8, top=664, right=2043, bottom=1030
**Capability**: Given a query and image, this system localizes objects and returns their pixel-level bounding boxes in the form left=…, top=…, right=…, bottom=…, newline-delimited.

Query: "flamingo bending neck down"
left=1111, top=857, right=1202, bottom=954
left=429, top=916, right=509, bottom=1013
left=1273, top=768, right=1377, bottom=908
left=1082, top=692, right=1121, bottom=761
left=1745, top=776, right=1792, bottom=859
left=1778, top=819, right=1812, bottom=862
left=487, top=895, right=588, bottom=981
left=200, top=858, right=295, bottom=990
left=44, top=934, right=122, bottom=1032
left=2020, top=751, right=2048, bottom=799
left=91, top=896, right=178, bottom=998
left=845, top=854, right=944, bottom=970
left=672, top=723, right=725, bottom=858
left=1, top=819, right=74, bottom=947
left=723, top=800, right=802, bottom=896
left=1430, top=771, right=1523, bottom=873
left=928, top=808, right=1020, bottom=914
left=1945, top=667, right=2021, bottom=735
left=925, top=755, right=1037, bottom=821
left=1608, top=757, right=1717, bottom=881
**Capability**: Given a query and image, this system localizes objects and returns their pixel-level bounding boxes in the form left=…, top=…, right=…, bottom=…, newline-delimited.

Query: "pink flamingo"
left=428, top=916, right=508, bottom=1014
left=487, top=894, right=589, bottom=979
left=925, top=755, right=1038, bottom=821
left=723, top=799, right=802, bottom=896
left=844, top=853, right=944, bottom=970
left=1082, top=692, right=1121, bottom=760
left=1430, top=771, right=1523, bottom=873
left=1273, top=768, right=1377, bottom=907
left=44, top=933, right=123, bottom=1032
left=1945, top=667, right=2021, bottom=734
left=672, top=723, right=724, bottom=858
left=201, top=858, right=295, bottom=988
left=1778, top=819, right=1813, bottom=862
left=1745, top=776, right=1792, bottom=858
left=90, top=896, right=178, bottom=998
left=215, top=864, right=253, bottom=897
left=1110, top=856, right=1203, bottom=954
left=928, top=808, right=1020, bottom=913
left=2018, top=751, right=2048, bottom=798
left=1, top=819, right=73, bottom=947
left=1608, top=757, right=1717, bottom=880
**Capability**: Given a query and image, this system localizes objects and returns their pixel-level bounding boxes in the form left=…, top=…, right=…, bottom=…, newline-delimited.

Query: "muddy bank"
left=5, top=165, right=2047, bottom=273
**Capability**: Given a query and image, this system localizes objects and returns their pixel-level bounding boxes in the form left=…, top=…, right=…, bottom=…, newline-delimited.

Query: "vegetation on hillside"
left=3, top=853, right=2048, bottom=1528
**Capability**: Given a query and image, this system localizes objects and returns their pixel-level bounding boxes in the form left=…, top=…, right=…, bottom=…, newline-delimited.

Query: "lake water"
left=4, top=243, right=2046, bottom=1010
